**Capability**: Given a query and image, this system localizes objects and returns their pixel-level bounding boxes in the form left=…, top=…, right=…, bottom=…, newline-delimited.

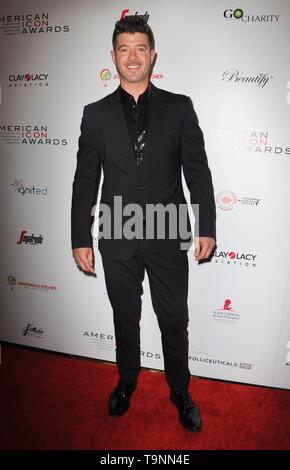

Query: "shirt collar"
left=119, top=82, right=152, bottom=104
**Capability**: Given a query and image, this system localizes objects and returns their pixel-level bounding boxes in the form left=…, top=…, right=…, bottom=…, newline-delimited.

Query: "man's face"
left=111, top=32, right=155, bottom=85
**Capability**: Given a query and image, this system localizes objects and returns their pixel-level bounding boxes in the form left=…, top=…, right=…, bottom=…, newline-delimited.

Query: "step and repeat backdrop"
left=1, top=0, right=290, bottom=389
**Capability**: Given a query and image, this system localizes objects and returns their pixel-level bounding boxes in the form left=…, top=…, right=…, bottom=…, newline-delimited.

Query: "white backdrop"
left=1, top=0, right=290, bottom=389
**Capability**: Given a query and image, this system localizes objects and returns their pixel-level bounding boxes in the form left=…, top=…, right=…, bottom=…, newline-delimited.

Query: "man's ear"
left=111, top=50, right=116, bottom=65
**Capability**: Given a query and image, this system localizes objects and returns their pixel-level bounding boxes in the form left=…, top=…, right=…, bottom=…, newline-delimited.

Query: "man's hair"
left=112, top=15, right=155, bottom=51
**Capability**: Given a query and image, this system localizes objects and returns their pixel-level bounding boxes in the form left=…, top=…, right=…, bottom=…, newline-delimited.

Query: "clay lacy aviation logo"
left=11, top=178, right=48, bottom=197
left=0, top=124, right=67, bottom=145
left=223, top=8, right=280, bottom=23
left=213, top=299, right=240, bottom=323
left=0, top=13, right=70, bottom=36
left=8, top=73, right=48, bottom=88
left=7, top=275, right=57, bottom=292
left=214, top=250, right=257, bottom=268
left=216, top=190, right=261, bottom=210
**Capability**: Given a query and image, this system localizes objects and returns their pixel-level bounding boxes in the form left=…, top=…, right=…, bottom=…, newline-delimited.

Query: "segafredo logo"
left=0, top=13, right=70, bottom=36
left=16, top=230, right=43, bottom=246
left=120, top=9, right=150, bottom=22
left=224, top=8, right=280, bottom=23
left=8, top=73, right=48, bottom=87
left=0, top=124, right=67, bottom=145
left=213, top=299, right=240, bottom=323
left=214, top=250, right=257, bottom=268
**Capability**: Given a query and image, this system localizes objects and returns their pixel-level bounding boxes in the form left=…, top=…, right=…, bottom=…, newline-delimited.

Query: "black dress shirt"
left=119, top=83, right=151, bottom=167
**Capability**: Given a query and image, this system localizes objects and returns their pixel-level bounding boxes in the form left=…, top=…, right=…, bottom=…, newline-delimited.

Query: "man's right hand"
left=72, top=247, right=96, bottom=275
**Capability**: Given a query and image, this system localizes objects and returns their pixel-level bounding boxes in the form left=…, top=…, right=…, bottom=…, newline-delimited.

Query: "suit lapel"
left=141, top=83, right=167, bottom=172
left=107, top=83, right=166, bottom=176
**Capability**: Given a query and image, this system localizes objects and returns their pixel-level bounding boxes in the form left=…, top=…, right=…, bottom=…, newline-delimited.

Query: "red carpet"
left=0, top=343, right=290, bottom=450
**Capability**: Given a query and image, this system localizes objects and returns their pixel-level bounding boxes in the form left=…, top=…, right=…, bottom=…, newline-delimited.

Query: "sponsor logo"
left=0, top=124, right=67, bottom=145
left=242, top=131, right=290, bottom=157
left=222, top=69, right=273, bottom=88
left=22, top=322, right=44, bottom=338
left=7, top=275, right=57, bottom=292
left=141, top=351, right=161, bottom=360
left=212, top=299, right=240, bottom=323
left=99, top=69, right=164, bottom=86
left=0, top=13, right=70, bottom=36
left=223, top=9, right=280, bottom=23
left=214, top=250, right=257, bottom=268
left=84, top=331, right=115, bottom=351
left=11, top=178, right=48, bottom=196
left=120, top=9, right=150, bottom=22
left=216, top=190, right=261, bottom=210
left=8, top=73, right=48, bottom=87
left=16, top=230, right=43, bottom=246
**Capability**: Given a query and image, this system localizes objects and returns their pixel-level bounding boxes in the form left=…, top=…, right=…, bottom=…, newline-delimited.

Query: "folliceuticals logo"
left=223, top=9, right=280, bottom=23
left=0, top=13, right=70, bottom=36
left=212, top=299, right=240, bottom=323
left=11, top=178, right=48, bottom=197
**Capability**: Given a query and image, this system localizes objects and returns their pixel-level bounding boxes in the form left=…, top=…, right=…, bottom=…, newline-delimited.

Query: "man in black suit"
left=71, top=16, right=216, bottom=432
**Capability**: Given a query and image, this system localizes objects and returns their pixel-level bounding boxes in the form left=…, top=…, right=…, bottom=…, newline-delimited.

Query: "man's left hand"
left=194, top=237, right=216, bottom=261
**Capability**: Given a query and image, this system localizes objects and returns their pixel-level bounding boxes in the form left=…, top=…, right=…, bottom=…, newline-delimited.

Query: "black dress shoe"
left=170, top=390, right=201, bottom=432
left=108, top=380, right=137, bottom=416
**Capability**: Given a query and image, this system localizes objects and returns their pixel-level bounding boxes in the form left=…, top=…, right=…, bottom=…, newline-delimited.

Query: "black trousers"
left=101, top=238, right=191, bottom=393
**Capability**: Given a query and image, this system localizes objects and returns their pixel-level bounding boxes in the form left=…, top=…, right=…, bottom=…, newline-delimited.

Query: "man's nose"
left=128, top=49, right=137, bottom=61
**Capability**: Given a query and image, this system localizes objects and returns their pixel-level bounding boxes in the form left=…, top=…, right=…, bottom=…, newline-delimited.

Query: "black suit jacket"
left=71, top=83, right=216, bottom=259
